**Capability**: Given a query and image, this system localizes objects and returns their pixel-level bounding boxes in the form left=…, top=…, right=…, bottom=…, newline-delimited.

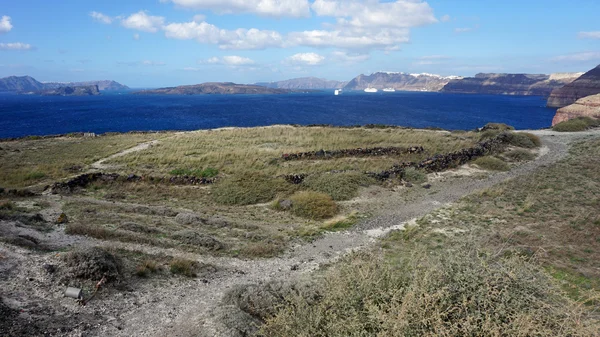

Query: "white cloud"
left=0, top=16, right=13, bottom=33
left=288, top=28, right=409, bottom=50
left=284, top=53, right=325, bottom=66
left=163, top=21, right=283, bottom=49
left=164, top=0, right=310, bottom=18
left=312, top=0, right=436, bottom=29
left=329, top=50, right=370, bottom=64
left=578, top=31, right=600, bottom=39
left=0, top=42, right=33, bottom=51
left=90, top=11, right=113, bottom=24
left=551, top=51, right=600, bottom=62
left=121, top=11, right=165, bottom=33
left=201, top=55, right=255, bottom=66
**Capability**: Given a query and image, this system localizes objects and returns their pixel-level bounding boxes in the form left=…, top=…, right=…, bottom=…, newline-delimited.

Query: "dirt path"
left=84, top=130, right=598, bottom=337
left=90, top=140, right=161, bottom=171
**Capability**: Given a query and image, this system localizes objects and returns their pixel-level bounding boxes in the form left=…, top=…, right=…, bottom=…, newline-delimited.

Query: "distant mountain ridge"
left=546, top=65, right=600, bottom=108
left=41, top=85, right=100, bottom=96
left=256, top=77, right=347, bottom=89
left=442, top=73, right=581, bottom=96
left=343, top=72, right=460, bottom=92
left=0, top=75, right=129, bottom=93
left=134, top=82, right=292, bottom=95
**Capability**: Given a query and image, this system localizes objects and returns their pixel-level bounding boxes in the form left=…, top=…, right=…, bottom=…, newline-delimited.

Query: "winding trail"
left=85, top=130, right=599, bottom=337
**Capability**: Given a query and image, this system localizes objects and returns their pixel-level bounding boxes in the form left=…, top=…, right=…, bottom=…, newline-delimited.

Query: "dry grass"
left=260, top=249, right=596, bottom=336
left=107, top=126, right=479, bottom=177
left=553, top=117, right=600, bottom=132
left=289, top=191, right=338, bottom=220
left=472, top=156, right=510, bottom=171
left=0, top=133, right=164, bottom=188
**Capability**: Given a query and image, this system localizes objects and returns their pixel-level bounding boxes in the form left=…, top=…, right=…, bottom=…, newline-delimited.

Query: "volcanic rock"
left=547, top=64, right=600, bottom=108
left=552, top=94, right=600, bottom=125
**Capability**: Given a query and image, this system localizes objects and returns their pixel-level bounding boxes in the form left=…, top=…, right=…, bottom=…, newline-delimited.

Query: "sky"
left=1, top=0, right=600, bottom=87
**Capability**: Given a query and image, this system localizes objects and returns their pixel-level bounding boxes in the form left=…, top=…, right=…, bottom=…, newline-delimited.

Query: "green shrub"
left=553, top=117, right=600, bottom=132
left=505, top=148, right=536, bottom=162
left=479, top=129, right=501, bottom=141
left=24, top=171, right=46, bottom=181
left=169, top=167, right=219, bottom=178
left=260, top=249, right=595, bottom=336
left=289, top=191, right=338, bottom=220
left=303, top=172, right=375, bottom=201
left=507, top=132, right=538, bottom=148
left=212, top=173, right=294, bottom=205
left=403, top=167, right=427, bottom=184
left=482, top=122, right=515, bottom=131
left=473, top=156, right=509, bottom=171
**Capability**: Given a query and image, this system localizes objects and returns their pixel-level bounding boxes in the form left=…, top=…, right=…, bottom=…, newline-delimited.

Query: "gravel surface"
left=1, top=130, right=598, bottom=337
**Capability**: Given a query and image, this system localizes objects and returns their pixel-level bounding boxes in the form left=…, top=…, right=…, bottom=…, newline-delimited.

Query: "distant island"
left=133, top=82, right=294, bottom=95
left=255, top=77, right=347, bottom=90
left=0, top=75, right=129, bottom=94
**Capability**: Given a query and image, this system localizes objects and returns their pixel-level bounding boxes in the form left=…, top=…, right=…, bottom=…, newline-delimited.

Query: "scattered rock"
left=43, top=264, right=56, bottom=274
left=405, top=182, right=413, bottom=187
left=421, top=183, right=432, bottom=189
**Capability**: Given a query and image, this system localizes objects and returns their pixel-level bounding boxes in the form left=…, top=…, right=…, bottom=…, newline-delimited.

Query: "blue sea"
left=0, top=91, right=557, bottom=138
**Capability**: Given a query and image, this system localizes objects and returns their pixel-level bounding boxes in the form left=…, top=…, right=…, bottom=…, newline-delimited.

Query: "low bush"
left=260, top=249, right=596, bottom=336
left=169, top=258, right=197, bottom=277
left=135, top=259, right=159, bottom=277
left=473, top=156, right=509, bottom=171
left=507, top=132, right=538, bottom=148
left=24, top=171, right=46, bottom=181
left=482, top=122, right=515, bottom=131
left=505, top=148, right=536, bottom=162
left=63, top=247, right=122, bottom=282
left=553, top=117, right=600, bottom=132
left=402, top=167, right=427, bottom=183
left=212, top=173, right=295, bottom=205
left=240, top=241, right=285, bottom=258
left=289, top=191, right=338, bottom=220
left=478, top=129, right=501, bottom=141
left=303, top=172, right=375, bottom=201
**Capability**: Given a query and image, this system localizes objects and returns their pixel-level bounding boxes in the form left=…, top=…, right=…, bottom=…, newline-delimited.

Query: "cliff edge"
left=547, top=65, right=600, bottom=108
left=552, top=93, right=600, bottom=125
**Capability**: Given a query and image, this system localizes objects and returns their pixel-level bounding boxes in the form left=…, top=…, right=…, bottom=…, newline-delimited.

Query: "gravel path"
left=89, top=130, right=599, bottom=337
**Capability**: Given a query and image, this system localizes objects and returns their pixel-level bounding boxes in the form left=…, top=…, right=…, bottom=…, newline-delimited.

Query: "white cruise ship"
left=364, top=87, right=378, bottom=93
left=382, top=88, right=396, bottom=92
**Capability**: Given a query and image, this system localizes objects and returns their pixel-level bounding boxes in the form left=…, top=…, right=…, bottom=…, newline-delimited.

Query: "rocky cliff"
left=343, top=72, right=459, bottom=91
left=0, top=76, right=128, bottom=93
left=134, top=82, right=292, bottom=95
left=552, top=94, right=600, bottom=125
left=41, top=85, right=101, bottom=96
left=0, top=76, right=45, bottom=92
left=547, top=65, right=600, bottom=108
left=441, top=73, right=581, bottom=96
left=43, top=80, right=129, bottom=91
left=256, top=77, right=347, bottom=90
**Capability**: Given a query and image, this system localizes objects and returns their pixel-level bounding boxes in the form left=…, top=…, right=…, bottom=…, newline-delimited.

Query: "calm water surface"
left=0, top=91, right=557, bottom=138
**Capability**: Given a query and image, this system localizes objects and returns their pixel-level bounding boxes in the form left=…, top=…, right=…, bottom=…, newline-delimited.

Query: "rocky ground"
left=1, top=129, right=598, bottom=337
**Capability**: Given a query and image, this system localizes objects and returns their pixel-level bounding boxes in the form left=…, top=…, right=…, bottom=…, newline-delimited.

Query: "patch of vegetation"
left=135, top=259, right=160, bottom=277
left=402, top=167, right=427, bottom=183
left=240, top=241, right=285, bottom=258
left=65, top=223, right=162, bottom=246
left=303, top=172, right=375, bottom=201
left=505, top=148, right=536, bottom=162
left=24, top=171, right=46, bottom=181
left=320, top=212, right=362, bottom=232
left=479, top=129, right=501, bottom=141
left=507, top=132, right=540, bottom=148
left=482, top=122, right=515, bottom=131
left=473, top=156, right=510, bottom=171
left=169, top=167, right=219, bottom=178
left=289, top=191, right=338, bottom=220
left=261, top=249, right=595, bottom=336
left=169, top=258, right=197, bottom=277
left=212, top=173, right=295, bottom=205
left=63, top=247, right=123, bottom=282
left=553, top=117, right=600, bottom=132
